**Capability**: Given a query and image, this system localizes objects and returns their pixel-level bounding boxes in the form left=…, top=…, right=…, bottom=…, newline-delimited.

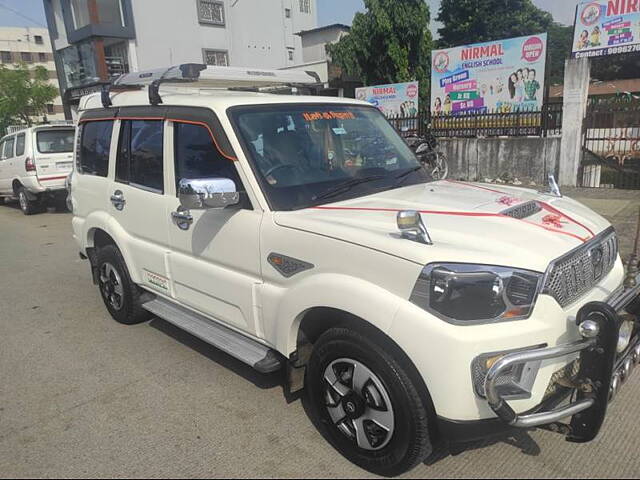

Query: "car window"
left=3, top=137, right=15, bottom=159
left=37, top=129, right=75, bottom=153
left=174, top=122, right=242, bottom=190
left=117, top=120, right=164, bottom=193
left=0, top=140, right=5, bottom=160
left=79, top=121, right=113, bottom=177
left=15, top=133, right=25, bottom=156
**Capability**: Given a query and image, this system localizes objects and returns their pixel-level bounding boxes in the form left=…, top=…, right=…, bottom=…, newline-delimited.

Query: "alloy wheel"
left=99, top=262, right=125, bottom=311
left=323, top=358, right=395, bottom=451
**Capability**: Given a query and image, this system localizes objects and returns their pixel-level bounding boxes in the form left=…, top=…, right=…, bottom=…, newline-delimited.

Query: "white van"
left=0, top=125, right=76, bottom=215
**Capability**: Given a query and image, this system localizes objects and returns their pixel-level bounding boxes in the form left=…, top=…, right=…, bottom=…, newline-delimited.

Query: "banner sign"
left=355, top=82, right=419, bottom=118
left=572, top=1, right=640, bottom=58
left=430, top=33, right=547, bottom=115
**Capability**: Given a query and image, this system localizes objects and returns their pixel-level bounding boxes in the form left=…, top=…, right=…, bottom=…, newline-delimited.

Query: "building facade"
left=42, top=0, right=317, bottom=114
left=0, top=27, right=66, bottom=122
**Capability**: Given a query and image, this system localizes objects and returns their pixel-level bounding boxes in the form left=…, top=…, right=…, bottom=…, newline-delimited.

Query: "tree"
left=546, top=23, right=574, bottom=85
left=0, top=64, right=58, bottom=129
left=326, top=0, right=432, bottom=105
left=436, top=0, right=553, bottom=48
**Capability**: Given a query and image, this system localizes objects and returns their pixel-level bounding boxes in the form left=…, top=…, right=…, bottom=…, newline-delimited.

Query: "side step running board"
left=142, top=297, right=282, bottom=373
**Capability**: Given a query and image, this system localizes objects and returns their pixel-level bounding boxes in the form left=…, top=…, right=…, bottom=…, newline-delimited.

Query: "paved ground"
left=1, top=190, right=639, bottom=479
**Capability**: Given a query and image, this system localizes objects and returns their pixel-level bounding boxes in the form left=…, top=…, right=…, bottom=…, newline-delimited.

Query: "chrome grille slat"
left=542, top=228, right=618, bottom=308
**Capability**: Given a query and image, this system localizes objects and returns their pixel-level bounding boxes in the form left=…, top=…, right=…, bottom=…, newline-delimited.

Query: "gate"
left=580, top=97, right=640, bottom=189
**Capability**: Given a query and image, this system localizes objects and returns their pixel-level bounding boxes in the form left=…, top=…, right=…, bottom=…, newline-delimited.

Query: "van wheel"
left=306, top=327, right=432, bottom=477
left=96, top=245, right=151, bottom=325
left=17, top=187, right=38, bottom=215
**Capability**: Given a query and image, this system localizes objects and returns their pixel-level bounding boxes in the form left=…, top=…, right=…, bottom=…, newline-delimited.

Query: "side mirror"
left=178, top=178, right=240, bottom=210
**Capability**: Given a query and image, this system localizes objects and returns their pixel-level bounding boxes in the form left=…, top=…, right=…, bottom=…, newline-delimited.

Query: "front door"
left=165, top=115, right=263, bottom=337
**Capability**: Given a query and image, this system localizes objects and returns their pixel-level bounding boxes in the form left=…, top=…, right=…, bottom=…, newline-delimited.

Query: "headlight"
left=410, top=263, right=543, bottom=324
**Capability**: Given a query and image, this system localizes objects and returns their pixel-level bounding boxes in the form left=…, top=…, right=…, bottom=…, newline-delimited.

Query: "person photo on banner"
left=576, top=29, right=589, bottom=50
left=590, top=26, right=601, bottom=47
left=508, top=73, right=518, bottom=100
left=443, top=94, right=452, bottom=115
left=525, top=69, right=540, bottom=102
left=433, top=97, right=442, bottom=116
left=515, top=69, right=525, bottom=103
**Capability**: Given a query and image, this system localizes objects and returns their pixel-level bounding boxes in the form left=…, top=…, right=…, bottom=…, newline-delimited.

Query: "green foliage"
left=546, top=23, right=573, bottom=85
left=436, top=0, right=553, bottom=48
left=326, top=0, right=432, bottom=104
left=0, top=64, right=58, bottom=129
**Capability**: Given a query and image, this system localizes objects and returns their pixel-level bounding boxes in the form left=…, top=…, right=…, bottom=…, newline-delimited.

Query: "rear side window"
left=3, top=137, right=15, bottom=159
left=79, top=121, right=113, bottom=177
left=15, top=133, right=25, bottom=156
left=0, top=140, right=5, bottom=160
left=37, top=129, right=75, bottom=153
left=116, top=120, right=164, bottom=193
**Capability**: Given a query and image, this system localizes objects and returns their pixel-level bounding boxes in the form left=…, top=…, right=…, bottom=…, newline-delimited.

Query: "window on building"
left=197, top=0, right=225, bottom=26
left=34, top=35, right=44, bottom=44
left=79, top=121, right=113, bottom=177
left=46, top=104, right=55, bottom=114
left=116, top=120, right=164, bottom=193
left=299, top=0, right=311, bottom=14
left=288, top=49, right=294, bottom=61
left=285, top=8, right=291, bottom=18
left=21, top=52, right=32, bottom=63
left=174, top=122, right=242, bottom=191
left=71, top=0, right=125, bottom=28
left=15, top=133, right=26, bottom=156
left=1, top=51, right=11, bottom=63
left=203, top=49, right=229, bottom=66
left=38, top=52, right=47, bottom=62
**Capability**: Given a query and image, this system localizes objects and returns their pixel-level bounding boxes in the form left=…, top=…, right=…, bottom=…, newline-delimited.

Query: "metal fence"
left=388, top=103, right=563, bottom=139
left=580, top=97, right=640, bottom=190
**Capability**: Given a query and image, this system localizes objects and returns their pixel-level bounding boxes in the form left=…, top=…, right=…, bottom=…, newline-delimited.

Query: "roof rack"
left=100, top=64, right=321, bottom=108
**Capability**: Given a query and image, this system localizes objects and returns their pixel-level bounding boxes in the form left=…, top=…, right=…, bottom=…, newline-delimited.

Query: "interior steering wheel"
left=264, top=163, right=300, bottom=177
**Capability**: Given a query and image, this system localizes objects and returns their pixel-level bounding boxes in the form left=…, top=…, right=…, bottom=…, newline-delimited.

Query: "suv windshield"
left=231, top=104, right=431, bottom=211
left=37, top=129, right=75, bottom=154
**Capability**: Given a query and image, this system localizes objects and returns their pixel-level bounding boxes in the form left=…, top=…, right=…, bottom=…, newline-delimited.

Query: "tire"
left=306, top=327, right=432, bottom=477
left=54, top=195, right=69, bottom=212
left=96, top=245, right=151, bottom=325
left=17, top=187, right=39, bottom=216
left=431, top=152, right=449, bottom=181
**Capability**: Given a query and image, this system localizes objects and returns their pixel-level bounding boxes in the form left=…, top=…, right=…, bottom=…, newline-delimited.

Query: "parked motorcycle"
left=404, top=131, right=449, bottom=181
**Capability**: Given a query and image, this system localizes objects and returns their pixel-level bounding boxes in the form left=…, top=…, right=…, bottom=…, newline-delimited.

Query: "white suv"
left=70, top=66, right=640, bottom=477
left=0, top=125, right=75, bottom=214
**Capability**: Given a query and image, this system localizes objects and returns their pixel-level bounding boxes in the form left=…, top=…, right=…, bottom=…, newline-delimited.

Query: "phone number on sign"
left=574, top=44, right=640, bottom=58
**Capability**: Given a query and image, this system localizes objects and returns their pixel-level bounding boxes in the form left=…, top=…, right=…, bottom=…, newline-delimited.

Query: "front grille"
left=501, top=201, right=542, bottom=219
left=542, top=228, right=618, bottom=308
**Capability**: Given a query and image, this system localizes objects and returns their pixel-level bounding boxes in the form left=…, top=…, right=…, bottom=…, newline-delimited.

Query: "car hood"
left=273, top=180, right=611, bottom=272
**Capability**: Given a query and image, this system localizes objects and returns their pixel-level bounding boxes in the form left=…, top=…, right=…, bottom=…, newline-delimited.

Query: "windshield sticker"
left=332, top=127, right=347, bottom=135
left=302, top=111, right=356, bottom=121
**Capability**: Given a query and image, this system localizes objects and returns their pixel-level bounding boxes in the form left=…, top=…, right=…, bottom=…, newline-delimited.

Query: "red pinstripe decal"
left=310, top=205, right=590, bottom=243
left=38, top=175, right=69, bottom=182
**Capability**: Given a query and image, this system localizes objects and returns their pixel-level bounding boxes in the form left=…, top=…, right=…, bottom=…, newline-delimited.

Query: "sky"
left=0, top=0, right=578, bottom=32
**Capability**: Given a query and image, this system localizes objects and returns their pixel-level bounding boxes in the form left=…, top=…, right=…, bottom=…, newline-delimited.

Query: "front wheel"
left=306, top=327, right=433, bottom=477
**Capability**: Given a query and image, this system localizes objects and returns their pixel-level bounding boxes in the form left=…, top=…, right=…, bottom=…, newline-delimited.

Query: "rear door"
left=32, top=127, right=75, bottom=189
left=0, top=136, right=16, bottom=194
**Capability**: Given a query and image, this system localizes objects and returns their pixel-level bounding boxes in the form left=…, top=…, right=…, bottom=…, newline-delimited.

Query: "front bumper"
left=467, top=275, right=640, bottom=444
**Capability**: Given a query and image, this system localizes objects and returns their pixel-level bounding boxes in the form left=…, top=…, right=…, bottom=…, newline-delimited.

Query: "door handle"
left=171, top=209, right=193, bottom=231
left=110, top=190, right=126, bottom=210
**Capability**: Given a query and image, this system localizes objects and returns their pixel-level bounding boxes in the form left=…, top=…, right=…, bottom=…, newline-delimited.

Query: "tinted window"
left=15, top=133, right=25, bottom=156
left=37, top=129, right=75, bottom=153
left=0, top=141, right=5, bottom=160
left=117, top=120, right=164, bottom=193
left=174, top=122, right=241, bottom=189
left=79, top=121, right=113, bottom=177
left=3, top=137, right=15, bottom=159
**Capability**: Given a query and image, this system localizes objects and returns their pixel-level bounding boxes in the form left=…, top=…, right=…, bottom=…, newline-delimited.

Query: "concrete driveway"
left=0, top=197, right=639, bottom=479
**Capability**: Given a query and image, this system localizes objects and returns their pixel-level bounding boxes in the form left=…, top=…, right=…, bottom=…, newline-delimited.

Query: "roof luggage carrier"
left=99, top=64, right=321, bottom=108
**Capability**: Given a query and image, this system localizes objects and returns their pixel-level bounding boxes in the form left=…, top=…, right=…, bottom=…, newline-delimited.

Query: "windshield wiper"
left=392, top=166, right=424, bottom=188
left=312, top=175, right=386, bottom=202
